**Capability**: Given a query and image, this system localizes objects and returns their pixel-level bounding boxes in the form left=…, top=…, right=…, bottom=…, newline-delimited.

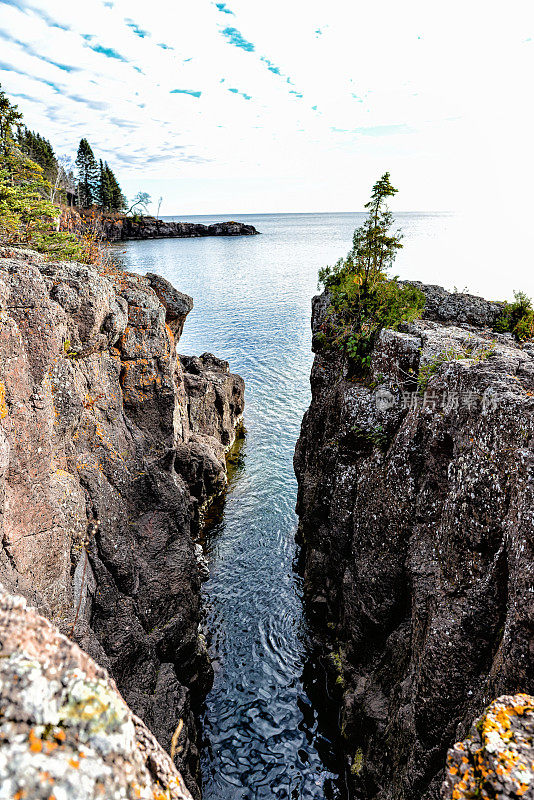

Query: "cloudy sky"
left=0, top=0, right=533, bottom=217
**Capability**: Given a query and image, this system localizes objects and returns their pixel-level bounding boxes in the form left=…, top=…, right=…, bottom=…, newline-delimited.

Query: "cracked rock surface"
left=0, top=582, right=193, bottom=800
left=294, top=283, right=534, bottom=799
left=0, top=248, right=244, bottom=798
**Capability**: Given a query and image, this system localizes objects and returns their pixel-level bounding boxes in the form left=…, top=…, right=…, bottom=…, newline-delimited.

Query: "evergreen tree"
left=95, top=160, right=125, bottom=211
left=319, top=172, right=403, bottom=292
left=0, top=84, right=23, bottom=159
left=105, top=163, right=126, bottom=211
left=17, top=128, right=57, bottom=184
left=75, top=138, right=99, bottom=207
left=317, top=173, right=424, bottom=373
left=352, top=171, right=403, bottom=290
left=97, top=159, right=111, bottom=209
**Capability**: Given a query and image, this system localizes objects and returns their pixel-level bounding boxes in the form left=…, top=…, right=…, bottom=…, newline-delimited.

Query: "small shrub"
left=351, top=748, right=364, bottom=776
left=495, top=291, right=534, bottom=341
left=320, top=270, right=425, bottom=375
left=329, top=649, right=345, bottom=687
left=417, top=341, right=495, bottom=392
left=351, top=423, right=390, bottom=453
left=318, top=174, right=425, bottom=376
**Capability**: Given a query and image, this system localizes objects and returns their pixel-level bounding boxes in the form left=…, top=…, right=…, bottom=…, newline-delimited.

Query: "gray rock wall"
left=294, top=284, right=534, bottom=799
left=0, top=248, right=244, bottom=798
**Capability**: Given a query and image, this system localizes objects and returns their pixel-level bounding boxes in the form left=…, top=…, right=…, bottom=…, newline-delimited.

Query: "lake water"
left=119, top=211, right=455, bottom=800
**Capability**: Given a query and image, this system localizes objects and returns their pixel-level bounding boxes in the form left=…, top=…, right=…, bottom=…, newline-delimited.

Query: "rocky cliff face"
left=294, top=283, right=534, bottom=799
left=0, top=582, right=193, bottom=800
left=0, top=247, right=244, bottom=798
left=60, top=209, right=259, bottom=241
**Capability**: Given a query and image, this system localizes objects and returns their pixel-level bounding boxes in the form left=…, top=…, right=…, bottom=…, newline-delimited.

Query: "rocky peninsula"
left=294, top=282, right=534, bottom=798
left=0, top=246, right=244, bottom=798
left=60, top=208, right=259, bottom=241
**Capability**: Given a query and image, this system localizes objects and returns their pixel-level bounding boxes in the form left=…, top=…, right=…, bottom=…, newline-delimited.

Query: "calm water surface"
left=119, top=212, right=453, bottom=799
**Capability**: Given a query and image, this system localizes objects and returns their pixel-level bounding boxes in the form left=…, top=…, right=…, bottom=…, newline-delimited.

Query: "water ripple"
left=119, top=212, right=449, bottom=800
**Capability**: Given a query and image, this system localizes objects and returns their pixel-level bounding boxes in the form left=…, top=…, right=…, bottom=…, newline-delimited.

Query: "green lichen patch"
left=351, top=747, right=364, bottom=776
left=57, top=672, right=135, bottom=756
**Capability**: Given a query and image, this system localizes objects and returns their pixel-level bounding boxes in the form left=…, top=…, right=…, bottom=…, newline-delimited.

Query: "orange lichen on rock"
left=28, top=729, right=43, bottom=753
left=442, top=695, right=534, bottom=799
left=0, top=585, right=194, bottom=799
left=0, top=381, right=7, bottom=419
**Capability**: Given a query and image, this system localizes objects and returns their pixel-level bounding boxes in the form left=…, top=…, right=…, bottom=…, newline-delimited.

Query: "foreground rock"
left=60, top=209, right=259, bottom=241
left=0, top=248, right=244, bottom=798
left=294, top=283, right=534, bottom=799
left=442, top=695, right=534, bottom=799
left=0, top=583, right=192, bottom=800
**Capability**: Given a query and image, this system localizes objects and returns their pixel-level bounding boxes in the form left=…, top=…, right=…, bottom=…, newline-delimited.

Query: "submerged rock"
left=0, top=247, right=244, bottom=798
left=295, top=282, right=534, bottom=799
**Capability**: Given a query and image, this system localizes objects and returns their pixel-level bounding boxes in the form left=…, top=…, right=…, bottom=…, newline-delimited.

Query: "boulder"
left=442, top=695, right=534, bottom=799
left=0, top=583, right=192, bottom=800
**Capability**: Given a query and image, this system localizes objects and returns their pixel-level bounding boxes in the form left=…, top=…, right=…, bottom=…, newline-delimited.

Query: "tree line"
left=14, top=127, right=127, bottom=212
left=75, top=137, right=126, bottom=211
left=1, top=83, right=156, bottom=219
left=1, top=84, right=92, bottom=258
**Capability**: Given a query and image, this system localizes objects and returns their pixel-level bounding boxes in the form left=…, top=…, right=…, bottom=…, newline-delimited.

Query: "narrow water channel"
left=120, top=211, right=451, bottom=799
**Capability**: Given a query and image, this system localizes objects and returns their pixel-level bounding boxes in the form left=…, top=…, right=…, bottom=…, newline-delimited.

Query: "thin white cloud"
left=0, top=0, right=532, bottom=223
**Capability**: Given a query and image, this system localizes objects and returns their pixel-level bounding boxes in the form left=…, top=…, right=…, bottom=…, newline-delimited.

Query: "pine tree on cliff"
left=75, top=138, right=99, bottom=207
left=105, top=164, right=126, bottom=212
left=97, top=159, right=111, bottom=210
left=17, top=128, right=57, bottom=183
left=354, top=171, right=403, bottom=291
left=317, top=173, right=423, bottom=373
left=0, top=84, right=23, bottom=159
left=319, top=172, right=403, bottom=292
left=96, top=161, right=126, bottom=212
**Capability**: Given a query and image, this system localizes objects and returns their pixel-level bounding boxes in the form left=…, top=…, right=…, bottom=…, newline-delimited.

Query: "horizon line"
left=158, top=209, right=455, bottom=217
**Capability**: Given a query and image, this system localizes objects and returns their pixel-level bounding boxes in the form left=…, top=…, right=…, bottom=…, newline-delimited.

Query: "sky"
left=0, top=0, right=533, bottom=224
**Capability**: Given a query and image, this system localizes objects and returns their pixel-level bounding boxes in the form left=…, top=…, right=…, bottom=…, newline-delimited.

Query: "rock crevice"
left=0, top=248, right=244, bottom=798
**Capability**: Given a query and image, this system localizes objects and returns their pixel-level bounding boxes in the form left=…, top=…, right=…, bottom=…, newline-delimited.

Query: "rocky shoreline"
left=294, top=282, right=534, bottom=798
left=0, top=247, right=244, bottom=798
left=59, top=208, right=259, bottom=241
left=2, top=247, right=533, bottom=799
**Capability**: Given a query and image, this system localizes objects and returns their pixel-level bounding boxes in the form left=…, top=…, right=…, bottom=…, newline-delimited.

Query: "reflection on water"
left=199, top=429, right=347, bottom=800
left=119, top=211, right=454, bottom=799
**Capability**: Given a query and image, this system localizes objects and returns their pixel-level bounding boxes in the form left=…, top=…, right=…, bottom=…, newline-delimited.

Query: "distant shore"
left=59, top=207, right=260, bottom=241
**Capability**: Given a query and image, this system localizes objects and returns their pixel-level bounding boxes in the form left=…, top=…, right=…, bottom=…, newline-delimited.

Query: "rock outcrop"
left=59, top=209, right=259, bottom=241
left=294, top=284, right=534, bottom=799
left=441, top=694, right=534, bottom=800
left=0, top=582, right=192, bottom=800
left=0, top=247, right=244, bottom=798
left=442, top=694, right=534, bottom=799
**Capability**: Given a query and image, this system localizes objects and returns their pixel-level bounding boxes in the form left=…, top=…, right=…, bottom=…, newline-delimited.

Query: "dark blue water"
left=119, top=211, right=452, bottom=799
